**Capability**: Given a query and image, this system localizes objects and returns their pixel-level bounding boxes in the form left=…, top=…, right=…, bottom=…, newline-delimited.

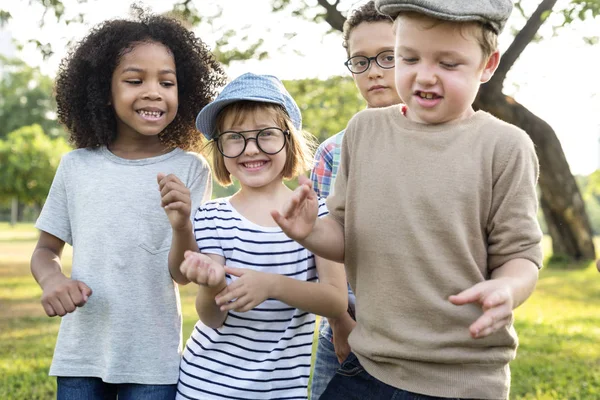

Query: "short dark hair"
left=342, top=1, right=394, bottom=56
left=55, top=6, right=226, bottom=151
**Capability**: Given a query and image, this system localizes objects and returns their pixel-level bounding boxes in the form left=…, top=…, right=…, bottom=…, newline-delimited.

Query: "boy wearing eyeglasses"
left=275, top=0, right=543, bottom=398
left=309, top=2, right=402, bottom=399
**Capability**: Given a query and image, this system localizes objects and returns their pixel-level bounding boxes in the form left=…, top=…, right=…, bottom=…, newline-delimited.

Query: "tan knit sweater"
left=326, top=106, right=543, bottom=399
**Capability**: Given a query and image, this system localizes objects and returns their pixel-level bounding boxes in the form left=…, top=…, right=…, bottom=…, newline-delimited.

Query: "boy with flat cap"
left=272, top=0, right=543, bottom=399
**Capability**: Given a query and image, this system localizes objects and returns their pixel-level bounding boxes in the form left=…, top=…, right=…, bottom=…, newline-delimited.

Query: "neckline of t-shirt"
left=99, top=146, right=182, bottom=165
left=224, top=197, right=283, bottom=233
left=390, top=106, right=488, bottom=134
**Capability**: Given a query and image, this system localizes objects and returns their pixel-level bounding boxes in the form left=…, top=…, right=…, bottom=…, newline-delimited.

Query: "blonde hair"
left=209, top=101, right=316, bottom=186
left=394, top=12, right=498, bottom=62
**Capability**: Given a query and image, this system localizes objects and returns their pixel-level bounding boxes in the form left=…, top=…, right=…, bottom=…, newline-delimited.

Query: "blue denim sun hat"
left=195, top=72, right=302, bottom=139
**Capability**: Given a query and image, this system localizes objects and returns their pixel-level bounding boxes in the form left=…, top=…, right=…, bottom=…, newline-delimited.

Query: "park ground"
left=0, top=223, right=599, bottom=399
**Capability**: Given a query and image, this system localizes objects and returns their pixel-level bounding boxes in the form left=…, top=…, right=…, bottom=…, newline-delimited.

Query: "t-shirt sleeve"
left=326, top=127, right=352, bottom=228
left=188, top=156, right=213, bottom=221
left=193, top=204, right=224, bottom=258
left=35, top=155, right=72, bottom=245
left=487, top=132, right=544, bottom=270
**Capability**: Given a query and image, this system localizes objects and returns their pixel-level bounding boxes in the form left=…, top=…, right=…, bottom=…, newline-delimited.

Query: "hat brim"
left=195, top=97, right=285, bottom=140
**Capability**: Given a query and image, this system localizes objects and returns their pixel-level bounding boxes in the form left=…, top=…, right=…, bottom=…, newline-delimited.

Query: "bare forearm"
left=168, top=222, right=198, bottom=285
left=31, top=248, right=65, bottom=289
left=195, top=283, right=228, bottom=328
left=491, top=258, right=539, bottom=309
left=300, top=216, right=345, bottom=263
left=328, top=310, right=356, bottom=332
left=270, top=275, right=347, bottom=318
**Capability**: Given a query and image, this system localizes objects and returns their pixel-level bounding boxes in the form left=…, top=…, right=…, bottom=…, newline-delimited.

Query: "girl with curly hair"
left=30, top=8, right=225, bottom=400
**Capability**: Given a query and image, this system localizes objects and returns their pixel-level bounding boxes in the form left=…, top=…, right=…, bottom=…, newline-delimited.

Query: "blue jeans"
left=310, top=327, right=340, bottom=400
left=320, top=353, right=462, bottom=400
left=57, top=377, right=177, bottom=400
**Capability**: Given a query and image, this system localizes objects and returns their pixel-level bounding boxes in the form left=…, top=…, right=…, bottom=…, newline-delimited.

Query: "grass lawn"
left=1, top=223, right=599, bottom=399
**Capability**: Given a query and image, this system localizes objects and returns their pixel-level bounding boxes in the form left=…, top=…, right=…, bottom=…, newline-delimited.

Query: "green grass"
left=1, top=225, right=599, bottom=399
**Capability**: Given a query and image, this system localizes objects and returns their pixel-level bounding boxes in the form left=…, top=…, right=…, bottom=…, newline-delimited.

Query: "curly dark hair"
left=342, top=1, right=394, bottom=56
left=55, top=7, right=226, bottom=151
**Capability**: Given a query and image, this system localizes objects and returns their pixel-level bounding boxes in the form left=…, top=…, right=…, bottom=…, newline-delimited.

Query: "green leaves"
left=0, top=125, right=70, bottom=207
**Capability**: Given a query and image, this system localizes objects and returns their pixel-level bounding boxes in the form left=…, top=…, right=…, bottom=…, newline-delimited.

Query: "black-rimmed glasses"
left=215, top=127, right=290, bottom=158
left=344, top=50, right=395, bottom=74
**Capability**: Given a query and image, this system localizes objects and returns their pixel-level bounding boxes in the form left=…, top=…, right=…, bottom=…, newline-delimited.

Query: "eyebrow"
left=351, top=47, right=394, bottom=57
left=120, top=67, right=177, bottom=75
left=396, top=46, right=464, bottom=58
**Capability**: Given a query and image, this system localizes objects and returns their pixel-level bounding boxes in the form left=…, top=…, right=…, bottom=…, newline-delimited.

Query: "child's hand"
left=179, top=251, right=226, bottom=287
left=157, top=173, right=192, bottom=231
left=271, top=175, right=319, bottom=241
left=40, top=273, right=92, bottom=317
left=449, top=279, right=515, bottom=339
left=214, top=267, right=274, bottom=312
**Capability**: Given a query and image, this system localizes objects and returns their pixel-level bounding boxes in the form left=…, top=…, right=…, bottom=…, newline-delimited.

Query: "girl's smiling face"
left=110, top=41, right=178, bottom=141
left=220, top=107, right=288, bottom=191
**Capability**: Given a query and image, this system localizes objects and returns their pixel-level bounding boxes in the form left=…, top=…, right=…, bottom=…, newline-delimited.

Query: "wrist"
left=267, top=273, right=281, bottom=299
left=38, top=271, right=66, bottom=289
left=172, top=220, right=193, bottom=234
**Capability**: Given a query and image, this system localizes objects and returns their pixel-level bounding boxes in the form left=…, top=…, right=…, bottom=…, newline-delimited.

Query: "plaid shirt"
left=310, top=130, right=345, bottom=197
left=311, top=131, right=356, bottom=340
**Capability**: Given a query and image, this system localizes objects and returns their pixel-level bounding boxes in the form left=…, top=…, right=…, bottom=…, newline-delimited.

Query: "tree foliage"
left=0, top=124, right=70, bottom=207
left=0, top=56, right=65, bottom=139
left=284, top=76, right=364, bottom=142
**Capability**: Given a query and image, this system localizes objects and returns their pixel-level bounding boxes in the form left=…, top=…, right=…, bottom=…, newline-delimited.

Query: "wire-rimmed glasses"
left=344, top=50, right=395, bottom=74
left=215, top=127, right=290, bottom=158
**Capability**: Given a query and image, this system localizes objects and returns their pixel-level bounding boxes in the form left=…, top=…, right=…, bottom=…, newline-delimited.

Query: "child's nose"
left=143, top=83, right=163, bottom=100
left=416, top=66, right=437, bottom=86
left=244, top=138, right=260, bottom=155
left=367, top=62, right=384, bottom=78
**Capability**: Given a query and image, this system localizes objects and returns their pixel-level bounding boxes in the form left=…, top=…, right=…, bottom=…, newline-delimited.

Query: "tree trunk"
left=474, top=90, right=596, bottom=261
left=10, top=197, right=18, bottom=226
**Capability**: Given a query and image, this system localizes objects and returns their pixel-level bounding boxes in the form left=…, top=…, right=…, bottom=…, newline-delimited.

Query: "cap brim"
left=195, top=97, right=284, bottom=140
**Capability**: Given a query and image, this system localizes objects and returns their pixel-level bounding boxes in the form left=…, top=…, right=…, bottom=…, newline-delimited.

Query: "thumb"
left=224, top=266, right=244, bottom=277
left=157, top=172, right=166, bottom=185
left=184, top=250, right=197, bottom=259
left=448, top=286, right=482, bottom=306
left=298, top=174, right=312, bottom=189
left=77, top=281, right=92, bottom=300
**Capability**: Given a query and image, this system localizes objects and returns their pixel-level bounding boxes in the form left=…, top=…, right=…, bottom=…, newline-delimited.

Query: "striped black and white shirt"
left=177, top=197, right=328, bottom=400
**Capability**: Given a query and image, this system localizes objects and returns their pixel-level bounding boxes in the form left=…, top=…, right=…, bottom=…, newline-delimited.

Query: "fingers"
left=223, top=266, right=243, bottom=277
left=280, top=184, right=310, bottom=218
left=77, top=281, right=92, bottom=302
left=158, top=174, right=190, bottom=204
left=161, top=187, right=191, bottom=208
left=215, top=282, right=242, bottom=305
left=181, top=253, right=224, bottom=286
left=470, top=307, right=513, bottom=339
left=219, top=295, right=254, bottom=313
left=42, top=280, right=91, bottom=317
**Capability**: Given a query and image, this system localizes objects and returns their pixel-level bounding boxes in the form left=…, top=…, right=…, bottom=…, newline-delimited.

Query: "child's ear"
left=480, top=50, right=500, bottom=84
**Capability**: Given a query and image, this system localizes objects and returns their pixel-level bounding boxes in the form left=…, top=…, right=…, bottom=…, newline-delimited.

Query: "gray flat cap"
left=375, top=0, right=513, bottom=34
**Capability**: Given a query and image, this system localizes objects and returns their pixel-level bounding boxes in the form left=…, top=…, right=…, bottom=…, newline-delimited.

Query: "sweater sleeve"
left=487, top=131, right=544, bottom=270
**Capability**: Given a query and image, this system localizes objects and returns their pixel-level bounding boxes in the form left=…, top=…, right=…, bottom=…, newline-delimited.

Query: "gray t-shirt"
left=35, top=146, right=212, bottom=384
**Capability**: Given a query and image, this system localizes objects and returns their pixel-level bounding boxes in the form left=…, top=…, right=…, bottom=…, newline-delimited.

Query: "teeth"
left=138, top=110, right=162, bottom=118
left=419, top=92, right=436, bottom=99
left=244, top=161, right=265, bottom=168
